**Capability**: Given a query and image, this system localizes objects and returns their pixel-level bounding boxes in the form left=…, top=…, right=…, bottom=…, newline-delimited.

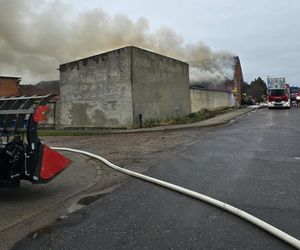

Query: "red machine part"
left=40, top=145, right=71, bottom=180
left=33, top=105, right=50, bottom=124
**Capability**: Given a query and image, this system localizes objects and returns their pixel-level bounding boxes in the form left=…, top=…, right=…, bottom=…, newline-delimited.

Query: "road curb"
left=108, top=107, right=256, bottom=134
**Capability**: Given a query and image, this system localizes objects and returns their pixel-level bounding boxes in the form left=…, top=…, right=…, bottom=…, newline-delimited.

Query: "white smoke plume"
left=0, top=0, right=236, bottom=85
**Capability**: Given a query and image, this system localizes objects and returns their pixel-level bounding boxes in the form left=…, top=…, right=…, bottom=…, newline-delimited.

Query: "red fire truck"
left=267, top=77, right=291, bottom=109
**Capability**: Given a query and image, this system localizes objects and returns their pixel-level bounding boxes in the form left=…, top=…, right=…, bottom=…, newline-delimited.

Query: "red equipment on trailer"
left=0, top=95, right=71, bottom=188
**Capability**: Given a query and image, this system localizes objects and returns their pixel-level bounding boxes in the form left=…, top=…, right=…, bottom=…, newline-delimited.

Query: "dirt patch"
left=42, top=127, right=211, bottom=196
left=43, top=127, right=208, bottom=167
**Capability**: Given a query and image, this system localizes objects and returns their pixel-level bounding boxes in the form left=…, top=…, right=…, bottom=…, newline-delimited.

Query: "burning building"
left=232, top=56, right=244, bottom=104
left=189, top=56, right=244, bottom=112
left=0, top=49, right=244, bottom=129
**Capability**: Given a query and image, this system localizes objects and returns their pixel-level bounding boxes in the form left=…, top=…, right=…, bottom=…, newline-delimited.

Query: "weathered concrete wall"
left=58, top=46, right=190, bottom=128
left=131, top=47, right=190, bottom=123
left=58, top=48, right=134, bottom=128
left=190, top=88, right=235, bottom=112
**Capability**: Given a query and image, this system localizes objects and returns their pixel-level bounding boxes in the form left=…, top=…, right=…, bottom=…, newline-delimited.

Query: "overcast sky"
left=76, top=0, right=300, bottom=86
left=1, top=0, right=299, bottom=86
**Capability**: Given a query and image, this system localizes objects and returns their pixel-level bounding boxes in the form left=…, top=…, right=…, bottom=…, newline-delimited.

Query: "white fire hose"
left=52, top=147, right=300, bottom=249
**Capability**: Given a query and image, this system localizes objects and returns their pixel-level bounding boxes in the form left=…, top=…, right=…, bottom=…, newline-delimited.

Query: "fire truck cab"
left=267, top=77, right=291, bottom=109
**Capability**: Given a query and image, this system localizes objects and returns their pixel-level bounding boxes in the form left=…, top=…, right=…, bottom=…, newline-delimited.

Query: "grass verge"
left=143, top=107, right=233, bottom=128
left=38, top=107, right=235, bottom=136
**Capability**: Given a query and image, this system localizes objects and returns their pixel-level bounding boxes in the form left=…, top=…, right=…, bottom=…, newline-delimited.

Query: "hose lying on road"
left=52, top=147, right=300, bottom=249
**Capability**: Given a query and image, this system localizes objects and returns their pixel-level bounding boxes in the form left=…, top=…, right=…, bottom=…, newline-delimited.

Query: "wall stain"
left=70, top=103, right=92, bottom=126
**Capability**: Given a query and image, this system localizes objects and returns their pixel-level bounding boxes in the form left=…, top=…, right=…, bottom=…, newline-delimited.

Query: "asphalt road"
left=13, top=108, right=300, bottom=250
left=0, top=152, right=100, bottom=250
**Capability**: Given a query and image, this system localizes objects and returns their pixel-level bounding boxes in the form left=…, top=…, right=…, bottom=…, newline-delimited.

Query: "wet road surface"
left=13, top=108, right=300, bottom=249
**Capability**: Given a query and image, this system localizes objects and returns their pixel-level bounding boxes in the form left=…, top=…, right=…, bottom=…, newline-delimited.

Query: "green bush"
left=143, top=118, right=161, bottom=127
left=142, top=108, right=232, bottom=127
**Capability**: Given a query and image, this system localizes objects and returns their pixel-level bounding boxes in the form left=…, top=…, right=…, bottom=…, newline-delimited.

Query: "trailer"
left=0, top=95, right=71, bottom=188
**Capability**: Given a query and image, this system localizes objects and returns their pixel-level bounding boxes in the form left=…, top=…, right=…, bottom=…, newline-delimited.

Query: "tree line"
left=243, top=77, right=267, bottom=103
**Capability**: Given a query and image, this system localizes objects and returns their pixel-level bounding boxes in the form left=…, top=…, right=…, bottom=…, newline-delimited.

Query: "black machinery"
left=0, top=95, right=71, bottom=188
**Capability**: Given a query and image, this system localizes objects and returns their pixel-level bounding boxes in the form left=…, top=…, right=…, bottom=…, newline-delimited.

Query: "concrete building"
left=0, top=76, right=21, bottom=97
left=58, top=46, right=191, bottom=128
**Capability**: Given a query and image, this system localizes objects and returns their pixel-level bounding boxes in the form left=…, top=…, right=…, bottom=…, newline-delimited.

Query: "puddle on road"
left=67, top=191, right=110, bottom=214
left=77, top=193, right=108, bottom=206
left=26, top=184, right=122, bottom=243
left=29, top=225, right=54, bottom=240
left=29, top=191, right=110, bottom=240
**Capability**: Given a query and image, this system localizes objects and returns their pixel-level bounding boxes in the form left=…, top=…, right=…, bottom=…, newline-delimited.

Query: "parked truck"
left=267, top=77, right=291, bottom=109
left=0, top=95, right=71, bottom=188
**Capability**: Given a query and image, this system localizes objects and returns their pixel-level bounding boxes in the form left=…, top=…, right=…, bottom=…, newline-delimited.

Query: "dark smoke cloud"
left=0, top=0, right=235, bottom=84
